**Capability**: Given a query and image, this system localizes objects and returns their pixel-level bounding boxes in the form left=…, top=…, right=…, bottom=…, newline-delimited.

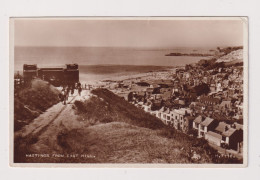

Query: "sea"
left=14, top=46, right=214, bottom=83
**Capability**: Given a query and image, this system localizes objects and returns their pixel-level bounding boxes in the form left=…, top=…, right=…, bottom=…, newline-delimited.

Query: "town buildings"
left=106, top=58, right=244, bottom=154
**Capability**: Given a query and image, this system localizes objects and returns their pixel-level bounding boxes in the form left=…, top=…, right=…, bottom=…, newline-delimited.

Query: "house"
left=204, top=122, right=229, bottom=147
left=171, top=108, right=190, bottom=130
left=222, top=128, right=243, bottom=150
left=193, top=115, right=204, bottom=130
left=181, top=116, right=195, bottom=133
left=162, top=108, right=171, bottom=125
left=143, top=103, right=152, bottom=113
left=156, top=107, right=171, bottom=125
left=205, top=121, right=243, bottom=150
left=156, top=107, right=164, bottom=119
left=215, top=122, right=231, bottom=134
left=198, top=117, right=218, bottom=138
left=210, top=84, right=216, bottom=92
left=199, top=96, right=221, bottom=106
left=219, top=100, right=232, bottom=109
left=189, top=102, right=206, bottom=113
left=205, top=131, right=223, bottom=146
left=232, top=122, right=243, bottom=130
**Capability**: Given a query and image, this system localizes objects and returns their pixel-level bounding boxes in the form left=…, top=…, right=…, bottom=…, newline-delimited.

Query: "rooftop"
left=200, top=117, right=215, bottom=127
left=206, top=131, right=222, bottom=139
left=215, top=122, right=229, bottom=133
left=194, top=115, right=203, bottom=124
left=222, top=128, right=236, bottom=137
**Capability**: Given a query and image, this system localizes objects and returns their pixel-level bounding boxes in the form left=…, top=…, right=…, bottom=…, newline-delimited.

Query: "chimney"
left=225, top=126, right=229, bottom=131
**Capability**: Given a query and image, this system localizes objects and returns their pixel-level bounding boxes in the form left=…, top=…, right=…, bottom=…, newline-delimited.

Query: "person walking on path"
left=77, top=82, right=81, bottom=89
left=78, top=85, right=82, bottom=96
left=71, top=85, right=74, bottom=95
left=65, top=86, right=70, bottom=100
left=61, top=87, right=66, bottom=105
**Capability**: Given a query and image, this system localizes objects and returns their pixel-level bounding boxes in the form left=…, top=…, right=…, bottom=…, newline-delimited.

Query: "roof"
left=233, top=122, right=243, bottom=130
left=206, top=131, right=222, bottom=139
left=212, top=113, right=229, bottom=121
left=215, top=122, right=229, bottom=133
left=220, top=101, right=231, bottom=107
left=174, top=109, right=186, bottom=115
left=200, top=117, right=215, bottom=127
left=194, top=116, right=203, bottom=123
left=222, top=128, right=236, bottom=137
left=158, top=107, right=164, bottom=112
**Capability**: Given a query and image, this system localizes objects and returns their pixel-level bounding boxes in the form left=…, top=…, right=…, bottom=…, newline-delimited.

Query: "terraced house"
left=198, top=117, right=218, bottom=138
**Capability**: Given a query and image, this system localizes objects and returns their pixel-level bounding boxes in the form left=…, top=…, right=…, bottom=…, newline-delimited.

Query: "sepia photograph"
left=9, top=17, right=248, bottom=167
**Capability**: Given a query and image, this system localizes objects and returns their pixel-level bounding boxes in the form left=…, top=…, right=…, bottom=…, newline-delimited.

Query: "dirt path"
left=14, top=89, right=91, bottom=162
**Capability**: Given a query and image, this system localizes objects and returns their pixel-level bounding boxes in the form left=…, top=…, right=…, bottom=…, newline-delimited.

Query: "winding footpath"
left=14, top=90, right=91, bottom=160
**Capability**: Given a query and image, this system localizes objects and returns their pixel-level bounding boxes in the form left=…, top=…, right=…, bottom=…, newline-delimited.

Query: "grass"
left=14, top=79, right=60, bottom=131
left=52, top=122, right=201, bottom=163
left=14, top=88, right=241, bottom=164
left=70, top=88, right=241, bottom=164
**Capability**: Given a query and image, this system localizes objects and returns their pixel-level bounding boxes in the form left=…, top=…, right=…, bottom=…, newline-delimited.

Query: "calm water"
left=14, top=46, right=213, bottom=81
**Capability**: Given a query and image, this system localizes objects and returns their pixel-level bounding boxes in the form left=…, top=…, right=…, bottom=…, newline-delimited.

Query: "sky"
left=14, top=18, right=244, bottom=48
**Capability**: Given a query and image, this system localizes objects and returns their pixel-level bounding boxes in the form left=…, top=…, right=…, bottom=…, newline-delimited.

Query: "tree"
left=194, top=83, right=210, bottom=96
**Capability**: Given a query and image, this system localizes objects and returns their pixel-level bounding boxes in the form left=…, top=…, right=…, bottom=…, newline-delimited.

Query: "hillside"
left=70, top=88, right=240, bottom=163
left=216, top=49, right=243, bottom=63
left=197, top=48, right=243, bottom=70
left=50, top=122, right=209, bottom=163
left=14, top=88, right=241, bottom=163
left=14, top=79, right=60, bottom=131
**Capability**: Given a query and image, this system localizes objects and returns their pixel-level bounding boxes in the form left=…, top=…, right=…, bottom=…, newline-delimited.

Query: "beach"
left=79, top=65, right=177, bottom=87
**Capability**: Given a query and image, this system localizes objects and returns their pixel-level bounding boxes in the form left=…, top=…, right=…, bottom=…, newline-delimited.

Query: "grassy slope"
left=14, top=79, right=60, bottom=131
left=56, top=122, right=201, bottom=163
left=61, top=88, right=219, bottom=163
left=16, top=88, right=241, bottom=163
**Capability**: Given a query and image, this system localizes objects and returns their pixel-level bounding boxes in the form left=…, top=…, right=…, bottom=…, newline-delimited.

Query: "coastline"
left=80, top=66, right=179, bottom=87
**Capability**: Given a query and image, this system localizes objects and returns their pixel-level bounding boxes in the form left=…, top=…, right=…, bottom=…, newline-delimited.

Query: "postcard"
left=9, top=17, right=248, bottom=167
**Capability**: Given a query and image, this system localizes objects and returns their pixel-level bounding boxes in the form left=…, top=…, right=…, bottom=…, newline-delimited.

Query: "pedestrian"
left=61, top=87, right=66, bottom=105
left=58, top=93, right=63, bottom=102
left=77, top=82, right=81, bottom=88
left=66, top=86, right=70, bottom=100
left=78, top=85, right=82, bottom=96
